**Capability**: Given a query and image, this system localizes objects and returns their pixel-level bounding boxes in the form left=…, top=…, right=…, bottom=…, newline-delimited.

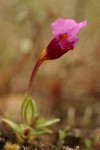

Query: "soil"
left=0, top=130, right=83, bottom=150
left=0, top=124, right=100, bottom=150
left=1, top=131, right=100, bottom=150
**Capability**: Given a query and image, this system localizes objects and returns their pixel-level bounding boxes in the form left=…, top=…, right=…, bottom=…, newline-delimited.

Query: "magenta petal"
left=51, top=18, right=77, bottom=35
left=67, top=20, right=87, bottom=36
left=51, top=19, right=87, bottom=36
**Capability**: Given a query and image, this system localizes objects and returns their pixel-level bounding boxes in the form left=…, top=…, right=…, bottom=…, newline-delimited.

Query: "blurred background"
left=0, top=0, right=100, bottom=129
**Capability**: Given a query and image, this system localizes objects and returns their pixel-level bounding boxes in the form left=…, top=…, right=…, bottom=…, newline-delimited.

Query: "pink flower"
left=46, top=18, right=87, bottom=59
left=28, top=18, right=87, bottom=93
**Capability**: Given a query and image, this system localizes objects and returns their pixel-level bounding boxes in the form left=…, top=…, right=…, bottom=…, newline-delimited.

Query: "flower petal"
left=51, top=18, right=76, bottom=35
left=51, top=18, right=87, bottom=36
left=67, top=20, right=87, bottom=36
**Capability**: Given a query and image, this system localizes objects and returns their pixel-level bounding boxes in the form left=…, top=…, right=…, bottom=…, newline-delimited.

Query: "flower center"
left=60, top=34, right=67, bottom=41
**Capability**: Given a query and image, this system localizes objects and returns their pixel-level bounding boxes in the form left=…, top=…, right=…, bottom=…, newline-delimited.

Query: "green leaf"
left=30, top=128, right=52, bottom=136
left=2, top=118, right=22, bottom=133
left=37, top=118, right=60, bottom=128
left=24, top=97, right=34, bottom=125
left=59, top=129, right=68, bottom=141
left=85, top=138, right=93, bottom=150
left=32, top=100, right=39, bottom=118
left=21, top=95, right=29, bottom=121
left=21, top=95, right=39, bottom=125
left=36, top=118, right=45, bottom=128
left=20, top=123, right=33, bottom=131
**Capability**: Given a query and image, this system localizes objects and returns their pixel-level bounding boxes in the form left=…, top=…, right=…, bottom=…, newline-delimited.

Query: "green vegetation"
left=1, top=95, right=60, bottom=144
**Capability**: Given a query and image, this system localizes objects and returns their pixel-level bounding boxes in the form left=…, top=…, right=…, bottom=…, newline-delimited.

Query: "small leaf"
left=32, top=100, right=39, bottom=118
left=24, top=98, right=34, bottom=125
left=41, top=128, right=52, bottom=133
left=59, top=129, right=68, bottom=141
left=20, top=124, right=32, bottom=131
left=21, top=95, right=39, bottom=125
left=2, top=118, right=22, bottom=133
left=85, top=138, right=93, bottom=150
left=21, top=95, right=29, bottom=121
left=36, top=118, right=45, bottom=128
left=30, top=128, right=52, bottom=136
left=37, top=118, right=60, bottom=128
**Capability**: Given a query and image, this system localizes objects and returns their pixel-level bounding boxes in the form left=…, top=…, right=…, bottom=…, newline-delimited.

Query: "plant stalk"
left=28, top=49, right=48, bottom=95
